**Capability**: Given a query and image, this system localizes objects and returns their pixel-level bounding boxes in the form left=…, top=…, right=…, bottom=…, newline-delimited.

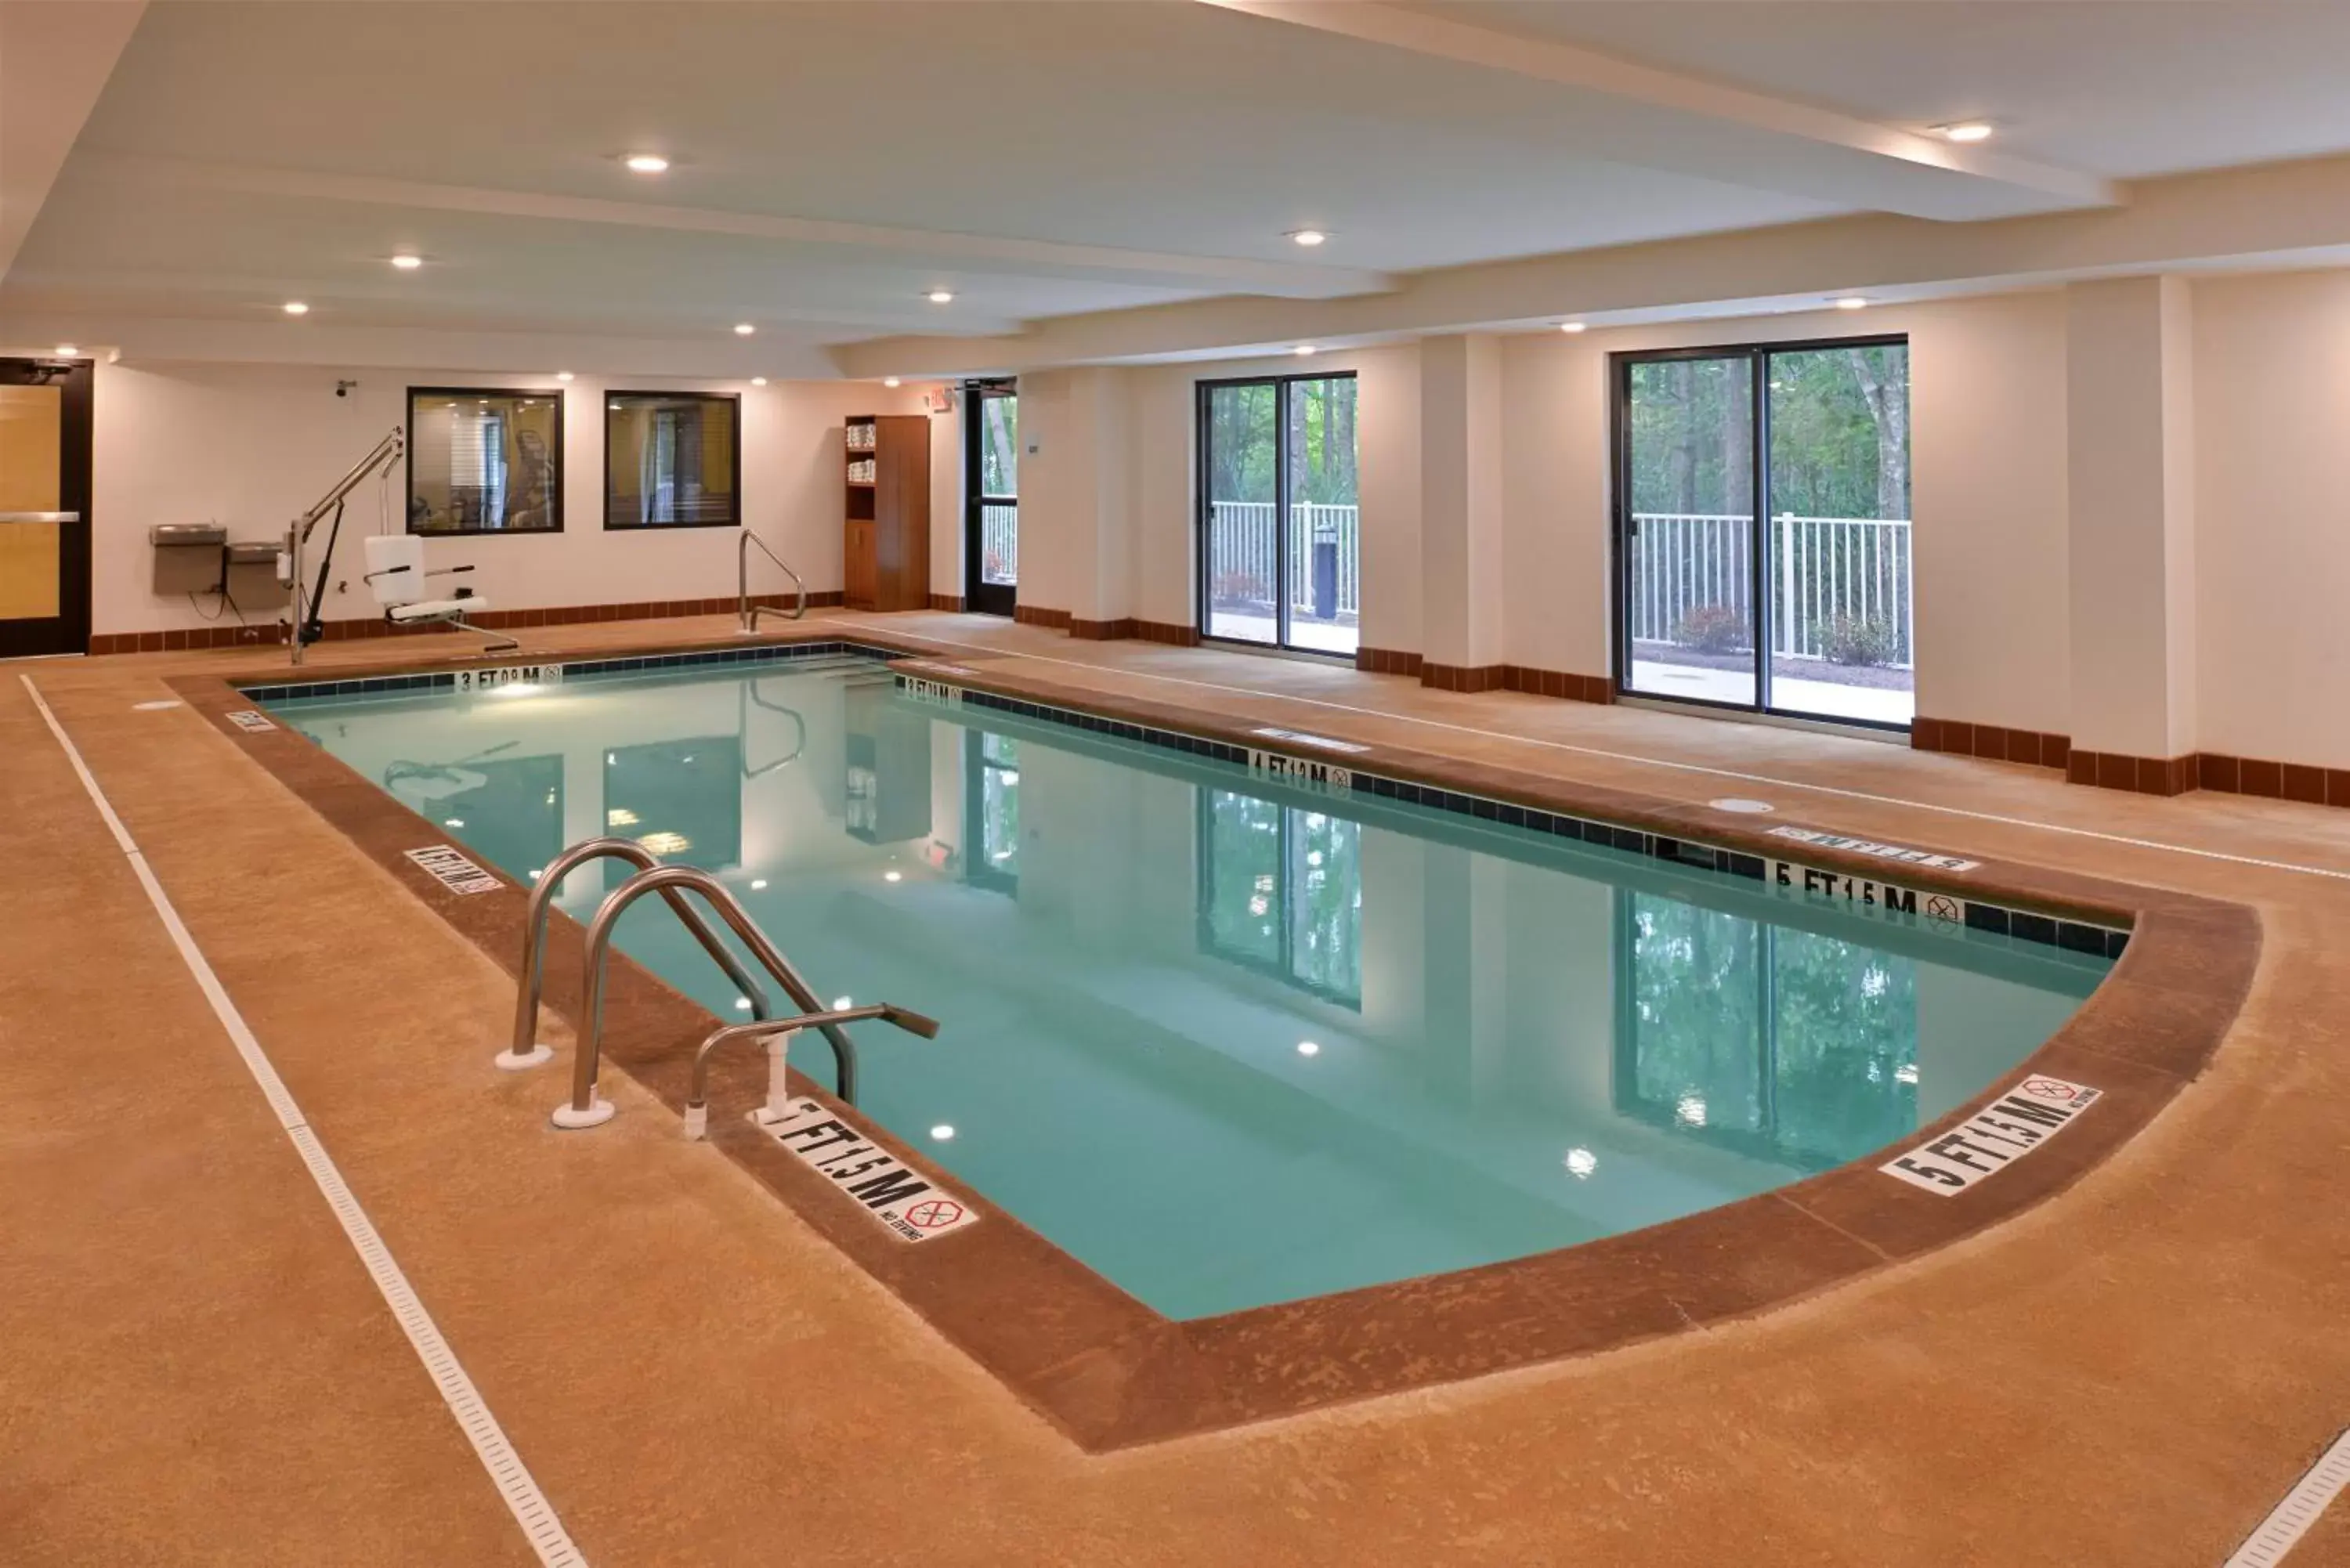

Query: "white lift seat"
left=361, top=534, right=515, bottom=650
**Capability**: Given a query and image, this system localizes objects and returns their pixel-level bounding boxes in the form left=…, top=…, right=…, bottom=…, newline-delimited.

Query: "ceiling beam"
left=830, top=153, right=2350, bottom=378
left=74, top=153, right=1399, bottom=301
left=1196, top=0, right=2118, bottom=219
left=0, top=1, right=146, bottom=283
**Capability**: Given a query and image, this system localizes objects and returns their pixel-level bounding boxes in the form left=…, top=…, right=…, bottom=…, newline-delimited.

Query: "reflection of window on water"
left=600, top=738, right=744, bottom=884
left=964, top=732, right=1021, bottom=893
left=1196, top=789, right=1361, bottom=1007
left=1613, top=891, right=1916, bottom=1169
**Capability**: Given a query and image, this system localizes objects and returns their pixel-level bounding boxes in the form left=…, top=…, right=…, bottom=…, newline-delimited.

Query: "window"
left=964, top=381, right=1018, bottom=616
left=407, top=388, right=562, bottom=534
left=1615, top=338, right=1911, bottom=727
left=1198, top=373, right=1358, bottom=656
left=964, top=731, right=1020, bottom=893
left=606, top=391, right=740, bottom=528
left=1196, top=787, right=1362, bottom=1006
left=1612, top=890, right=1918, bottom=1170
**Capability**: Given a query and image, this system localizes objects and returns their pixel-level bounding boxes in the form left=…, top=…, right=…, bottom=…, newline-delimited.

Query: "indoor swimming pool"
left=262, top=649, right=2114, bottom=1321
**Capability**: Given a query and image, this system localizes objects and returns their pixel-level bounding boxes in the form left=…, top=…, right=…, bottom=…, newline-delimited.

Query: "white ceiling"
left=1429, top=2, right=2350, bottom=178
left=6, top=1, right=2350, bottom=374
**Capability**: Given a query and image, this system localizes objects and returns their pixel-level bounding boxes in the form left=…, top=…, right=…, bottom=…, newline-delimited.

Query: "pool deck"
left=6, top=608, right=2348, bottom=1566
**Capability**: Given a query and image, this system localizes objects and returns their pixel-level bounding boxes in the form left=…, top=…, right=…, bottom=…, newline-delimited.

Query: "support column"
left=1011, top=367, right=1133, bottom=637
left=1419, top=334, right=1505, bottom=688
left=2065, top=276, right=2199, bottom=792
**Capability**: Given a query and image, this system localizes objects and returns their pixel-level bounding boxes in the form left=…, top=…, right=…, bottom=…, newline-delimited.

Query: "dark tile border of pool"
left=187, top=625, right=2259, bottom=1453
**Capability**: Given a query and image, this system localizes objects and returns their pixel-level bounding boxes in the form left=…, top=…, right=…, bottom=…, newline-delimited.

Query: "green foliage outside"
left=1625, top=893, right=1917, bottom=1169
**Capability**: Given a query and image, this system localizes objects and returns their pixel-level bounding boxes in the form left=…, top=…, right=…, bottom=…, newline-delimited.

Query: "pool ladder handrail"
left=741, top=678, right=808, bottom=778
left=682, top=1003, right=938, bottom=1141
left=559, top=863, right=888, bottom=1129
left=502, top=836, right=776, bottom=1070
left=738, top=528, right=807, bottom=632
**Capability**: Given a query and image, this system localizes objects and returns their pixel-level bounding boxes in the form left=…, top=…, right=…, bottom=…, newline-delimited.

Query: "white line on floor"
left=19, top=674, right=587, bottom=1568
left=2226, top=1429, right=2350, bottom=1566
left=841, top=616, right=2350, bottom=885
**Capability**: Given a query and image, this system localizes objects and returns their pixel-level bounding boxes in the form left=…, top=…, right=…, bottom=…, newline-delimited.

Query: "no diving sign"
left=753, top=1097, right=982, bottom=1243
left=1881, top=1075, right=2102, bottom=1195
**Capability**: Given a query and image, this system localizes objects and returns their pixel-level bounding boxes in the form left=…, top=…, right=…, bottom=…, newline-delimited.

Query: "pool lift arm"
left=282, top=426, right=404, bottom=665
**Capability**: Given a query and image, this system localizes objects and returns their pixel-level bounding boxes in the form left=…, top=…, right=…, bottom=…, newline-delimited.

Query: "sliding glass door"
left=1199, top=373, right=1358, bottom=656
left=964, top=380, right=1017, bottom=617
left=1614, top=337, right=1912, bottom=728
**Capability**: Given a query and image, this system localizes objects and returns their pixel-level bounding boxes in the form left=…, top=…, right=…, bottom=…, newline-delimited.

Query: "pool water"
left=269, top=655, right=2110, bottom=1320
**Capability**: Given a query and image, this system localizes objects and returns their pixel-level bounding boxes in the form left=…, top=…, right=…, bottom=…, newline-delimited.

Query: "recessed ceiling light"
left=282, top=301, right=309, bottom=316
left=389, top=253, right=423, bottom=270
left=1558, top=321, right=1587, bottom=334
left=1296, top=1040, right=1321, bottom=1057
left=925, top=290, right=955, bottom=304
left=1292, top=345, right=1317, bottom=356
left=1937, top=121, right=1994, bottom=143
left=930, top=1124, right=956, bottom=1140
left=883, top=376, right=902, bottom=388
left=831, top=995, right=853, bottom=1010
left=733, top=323, right=755, bottom=336
left=884, top=869, right=903, bottom=882
left=1288, top=229, right=1328, bottom=247
left=623, top=153, right=670, bottom=173
left=556, top=371, right=574, bottom=381
left=54, top=344, right=77, bottom=356
left=750, top=376, right=768, bottom=386
left=749, top=879, right=768, bottom=890
left=1834, top=296, right=1870, bottom=311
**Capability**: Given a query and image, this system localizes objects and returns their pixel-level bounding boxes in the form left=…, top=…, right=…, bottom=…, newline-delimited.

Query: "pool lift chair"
left=361, top=533, right=518, bottom=655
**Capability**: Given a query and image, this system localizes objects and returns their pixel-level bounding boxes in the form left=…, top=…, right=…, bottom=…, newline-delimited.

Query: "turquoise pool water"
left=266, top=653, right=2110, bottom=1320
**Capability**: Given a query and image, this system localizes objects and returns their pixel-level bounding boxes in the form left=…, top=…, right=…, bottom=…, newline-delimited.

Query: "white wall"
left=89, top=359, right=933, bottom=636
left=2193, top=269, right=2350, bottom=767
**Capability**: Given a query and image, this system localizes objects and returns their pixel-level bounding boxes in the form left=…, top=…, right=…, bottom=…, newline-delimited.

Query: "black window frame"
left=602, top=389, right=743, bottom=531
left=1608, top=333, right=1910, bottom=730
left=1195, top=370, right=1358, bottom=659
left=404, top=386, right=566, bottom=537
left=963, top=378, right=1018, bottom=616
left=961, top=728, right=1020, bottom=894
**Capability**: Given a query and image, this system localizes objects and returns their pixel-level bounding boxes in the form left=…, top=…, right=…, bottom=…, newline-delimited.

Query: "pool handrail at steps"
left=555, top=862, right=873, bottom=1129
left=502, top=836, right=776, bottom=1071
left=738, top=527, right=808, bottom=633
left=682, top=1004, right=939, bottom=1140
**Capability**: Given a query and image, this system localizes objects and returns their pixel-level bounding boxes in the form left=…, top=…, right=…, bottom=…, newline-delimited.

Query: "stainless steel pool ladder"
left=504, top=840, right=862, bottom=1118
left=738, top=528, right=808, bottom=632
left=553, top=862, right=910, bottom=1131
left=682, top=1003, right=938, bottom=1141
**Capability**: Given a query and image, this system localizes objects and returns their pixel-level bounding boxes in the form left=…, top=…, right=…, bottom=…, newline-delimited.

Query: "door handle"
left=0, top=511, right=78, bottom=523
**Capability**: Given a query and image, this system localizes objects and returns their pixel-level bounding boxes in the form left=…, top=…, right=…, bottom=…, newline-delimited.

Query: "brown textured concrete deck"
left=5, top=608, right=2348, bottom=1565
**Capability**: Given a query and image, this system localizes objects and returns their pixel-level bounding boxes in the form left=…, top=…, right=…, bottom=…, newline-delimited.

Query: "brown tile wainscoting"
left=1131, top=619, right=1202, bottom=647
left=1420, top=662, right=1506, bottom=694
left=1501, top=666, right=1616, bottom=704
left=1356, top=645, right=1424, bottom=677
left=1013, top=604, right=1072, bottom=631
left=1912, top=716, right=2072, bottom=770
left=2066, top=750, right=2198, bottom=797
left=1923, top=716, right=2350, bottom=807
left=1359, top=649, right=1611, bottom=703
left=87, top=592, right=845, bottom=656
left=926, top=593, right=966, bottom=612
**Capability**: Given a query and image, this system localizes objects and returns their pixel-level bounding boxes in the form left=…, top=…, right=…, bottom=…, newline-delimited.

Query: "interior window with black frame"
left=1196, top=786, right=1363, bottom=1007
left=606, top=391, right=741, bottom=528
left=407, top=388, right=562, bottom=534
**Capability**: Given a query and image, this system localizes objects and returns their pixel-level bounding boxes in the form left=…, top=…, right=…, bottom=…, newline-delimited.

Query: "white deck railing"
left=1627, top=512, right=1912, bottom=668
left=978, top=502, right=1017, bottom=586
left=1206, top=501, right=1360, bottom=619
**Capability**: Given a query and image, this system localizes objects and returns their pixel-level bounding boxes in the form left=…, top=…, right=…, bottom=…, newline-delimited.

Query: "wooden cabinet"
left=843, top=414, right=930, bottom=611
